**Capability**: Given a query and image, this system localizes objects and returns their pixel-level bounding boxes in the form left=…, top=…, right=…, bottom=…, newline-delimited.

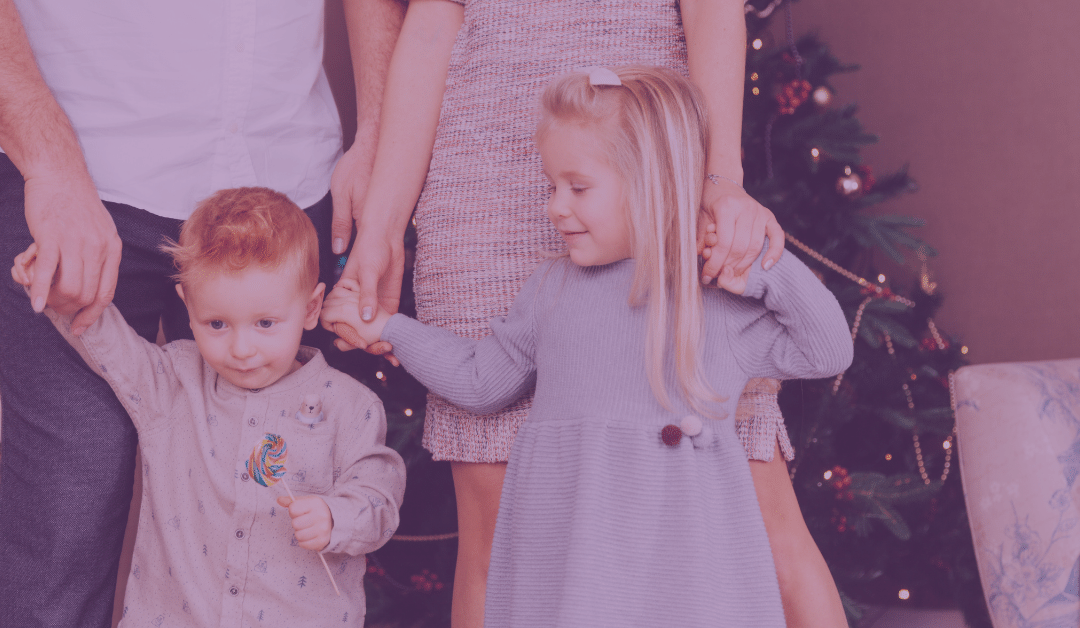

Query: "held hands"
left=321, top=278, right=394, bottom=354
left=698, top=178, right=784, bottom=288
left=277, top=494, right=333, bottom=552
left=23, top=171, right=121, bottom=335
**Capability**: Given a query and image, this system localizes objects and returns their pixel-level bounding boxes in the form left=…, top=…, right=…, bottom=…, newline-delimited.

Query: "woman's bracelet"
left=707, top=173, right=743, bottom=189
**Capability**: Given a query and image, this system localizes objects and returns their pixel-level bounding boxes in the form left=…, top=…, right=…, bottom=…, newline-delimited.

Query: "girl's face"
left=538, top=121, right=632, bottom=267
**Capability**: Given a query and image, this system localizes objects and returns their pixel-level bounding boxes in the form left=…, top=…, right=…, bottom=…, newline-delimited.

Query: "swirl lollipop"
left=246, top=433, right=340, bottom=596
left=247, top=433, right=287, bottom=487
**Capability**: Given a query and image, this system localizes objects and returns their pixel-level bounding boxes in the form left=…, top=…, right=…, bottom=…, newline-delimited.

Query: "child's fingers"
left=332, top=322, right=367, bottom=350
left=276, top=495, right=294, bottom=508
left=11, top=243, right=39, bottom=290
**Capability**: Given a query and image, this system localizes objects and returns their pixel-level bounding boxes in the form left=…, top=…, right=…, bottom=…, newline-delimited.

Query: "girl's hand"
left=714, top=263, right=750, bottom=296
left=277, top=495, right=333, bottom=552
left=698, top=179, right=784, bottom=285
left=321, top=278, right=395, bottom=355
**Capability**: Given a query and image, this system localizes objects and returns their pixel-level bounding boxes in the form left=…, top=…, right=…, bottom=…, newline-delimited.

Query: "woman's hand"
left=321, top=277, right=395, bottom=356
left=698, top=179, right=784, bottom=285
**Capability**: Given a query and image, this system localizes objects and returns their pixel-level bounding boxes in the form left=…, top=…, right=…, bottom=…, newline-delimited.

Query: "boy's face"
left=177, top=266, right=324, bottom=390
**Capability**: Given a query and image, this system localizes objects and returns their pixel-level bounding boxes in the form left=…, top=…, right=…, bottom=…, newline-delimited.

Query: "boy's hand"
left=322, top=278, right=395, bottom=359
left=277, top=495, right=333, bottom=552
left=11, top=242, right=39, bottom=288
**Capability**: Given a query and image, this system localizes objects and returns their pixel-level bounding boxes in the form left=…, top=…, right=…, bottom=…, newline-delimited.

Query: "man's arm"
left=0, top=0, right=121, bottom=334
left=329, top=0, right=408, bottom=255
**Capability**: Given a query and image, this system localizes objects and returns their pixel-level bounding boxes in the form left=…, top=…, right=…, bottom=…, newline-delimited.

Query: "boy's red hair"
left=163, top=187, right=319, bottom=290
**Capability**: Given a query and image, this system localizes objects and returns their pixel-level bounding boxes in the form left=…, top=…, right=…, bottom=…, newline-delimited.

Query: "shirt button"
left=241, top=472, right=250, bottom=482
left=248, top=417, right=257, bottom=427
left=229, top=586, right=239, bottom=596
left=235, top=529, right=245, bottom=540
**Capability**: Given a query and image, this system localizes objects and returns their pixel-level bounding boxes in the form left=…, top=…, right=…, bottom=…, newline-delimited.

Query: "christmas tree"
left=337, top=3, right=992, bottom=625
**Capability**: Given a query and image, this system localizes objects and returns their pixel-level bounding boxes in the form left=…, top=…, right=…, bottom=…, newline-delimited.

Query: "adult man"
left=0, top=1, right=404, bottom=625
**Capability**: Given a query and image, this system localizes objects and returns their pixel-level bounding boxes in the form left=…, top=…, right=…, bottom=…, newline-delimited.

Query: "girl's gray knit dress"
left=383, top=250, right=853, bottom=627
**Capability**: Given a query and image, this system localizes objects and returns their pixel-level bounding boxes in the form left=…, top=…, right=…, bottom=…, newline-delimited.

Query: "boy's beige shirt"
left=47, top=305, right=405, bottom=627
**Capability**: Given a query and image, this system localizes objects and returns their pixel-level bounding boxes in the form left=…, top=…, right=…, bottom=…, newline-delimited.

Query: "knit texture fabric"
left=414, top=0, right=691, bottom=462
left=384, top=249, right=853, bottom=626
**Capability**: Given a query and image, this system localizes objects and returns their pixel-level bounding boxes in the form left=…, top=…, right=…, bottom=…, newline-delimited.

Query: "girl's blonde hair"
left=537, top=66, right=725, bottom=416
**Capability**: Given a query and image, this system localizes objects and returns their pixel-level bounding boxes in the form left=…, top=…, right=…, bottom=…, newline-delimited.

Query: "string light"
left=810, top=147, right=821, bottom=161
left=750, top=72, right=759, bottom=81
left=877, top=274, right=886, bottom=283
left=961, top=346, right=969, bottom=355
left=752, top=38, right=763, bottom=50
left=752, top=87, right=760, bottom=96
left=823, top=470, right=833, bottom=480
left=942, top=440, right=951, bottom=450
left=885, top=453, right=892, bottom=461
left=375, top=371, right=385, bottom=381
left=404, top=408, right=413, bottom=417
left=898, top=589, right=911, bottom=601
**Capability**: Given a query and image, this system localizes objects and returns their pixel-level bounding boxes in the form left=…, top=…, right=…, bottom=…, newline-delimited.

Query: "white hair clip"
left=579, top=66, right=622, bottom=86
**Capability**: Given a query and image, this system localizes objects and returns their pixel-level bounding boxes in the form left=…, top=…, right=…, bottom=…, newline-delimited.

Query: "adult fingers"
left=27, top=242, right=59, bottom=313
left=730, top=212, right=769, bottom=276
left=701, top=211, right=736, bottom=283
left=762, top=219, right=785, bottom=270
left=330, top=190, right=354, bottom=256
left=71, top=234, right=121, bottom=335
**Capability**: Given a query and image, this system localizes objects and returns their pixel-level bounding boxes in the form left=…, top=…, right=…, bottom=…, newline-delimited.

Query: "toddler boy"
left=12, top=187, right=405, bottom=627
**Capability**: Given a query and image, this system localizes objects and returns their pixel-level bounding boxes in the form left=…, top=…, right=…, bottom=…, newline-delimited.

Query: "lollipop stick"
left=281, top=478, right=341, bottom=597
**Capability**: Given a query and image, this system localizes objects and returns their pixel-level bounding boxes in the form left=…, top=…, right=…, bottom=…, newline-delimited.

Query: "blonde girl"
left=325, top=66, right=853, bottom=627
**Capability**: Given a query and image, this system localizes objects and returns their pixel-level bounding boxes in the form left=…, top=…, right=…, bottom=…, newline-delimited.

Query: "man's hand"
left=277, top=494, right=333, bottom=552
left=329, top=142, right=376, bottom=255
left=698, top=179, right=783, bottom=285
left=24, top=171, right=121, bottom=335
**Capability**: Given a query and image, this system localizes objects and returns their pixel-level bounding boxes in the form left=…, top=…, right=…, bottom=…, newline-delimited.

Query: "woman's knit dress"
left=414, top=0, right=792, bottom=462
left=384, top=252, right=854, bottom=626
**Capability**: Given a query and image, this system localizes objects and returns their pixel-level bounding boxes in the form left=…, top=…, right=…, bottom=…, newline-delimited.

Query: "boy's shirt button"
left=248, top=417, right=258, bottom=426
left=235, top=530, right=245, bottom=539
left=229, top=586, right=239, bottom=596
left=241, top=472, right=250, bottom=482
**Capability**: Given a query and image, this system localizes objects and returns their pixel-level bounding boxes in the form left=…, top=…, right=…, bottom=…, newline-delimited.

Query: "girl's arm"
left=336, top=0, right=464, bottom=330
left=725, top=245, right=853, bottom=382
left=680, top=0, right=784, bottom=283
left=378, top=263, right=550, bottom=415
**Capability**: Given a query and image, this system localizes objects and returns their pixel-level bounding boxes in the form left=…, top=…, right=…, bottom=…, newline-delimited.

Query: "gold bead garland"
left=785, top=232, right=957, bottom=486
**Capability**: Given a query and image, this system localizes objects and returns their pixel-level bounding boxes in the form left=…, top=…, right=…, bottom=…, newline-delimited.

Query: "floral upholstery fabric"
left=956, top=359, right=1080, bottom=628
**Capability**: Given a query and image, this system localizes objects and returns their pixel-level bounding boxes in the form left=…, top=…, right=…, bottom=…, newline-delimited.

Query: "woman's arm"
left=329, top=0, right=407, bottom=256
left=337, top=0, right=464, bottom=328
left=680, top=0, right=784, bottom=283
